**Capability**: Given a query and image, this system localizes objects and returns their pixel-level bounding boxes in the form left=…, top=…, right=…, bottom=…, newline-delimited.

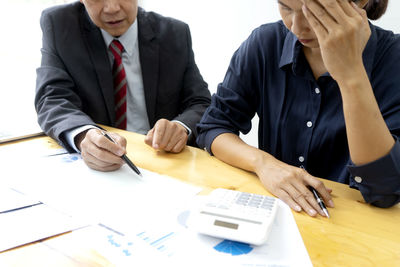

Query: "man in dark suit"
left=35, top=0, right=210, bottom=171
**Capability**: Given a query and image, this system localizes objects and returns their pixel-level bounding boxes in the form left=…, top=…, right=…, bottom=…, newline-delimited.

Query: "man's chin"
left=103, top=24, right=129, bottom=37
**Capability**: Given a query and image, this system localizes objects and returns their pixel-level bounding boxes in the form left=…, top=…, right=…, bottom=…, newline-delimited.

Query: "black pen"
left=101, top=131, right=142, bottom=177
left=309, top=186, right=330, bottom=218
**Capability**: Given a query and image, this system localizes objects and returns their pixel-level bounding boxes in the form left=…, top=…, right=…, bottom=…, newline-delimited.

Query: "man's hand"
left=144, top=119, right=188, bottom=153
left=75, top=129, right=127, bottom=171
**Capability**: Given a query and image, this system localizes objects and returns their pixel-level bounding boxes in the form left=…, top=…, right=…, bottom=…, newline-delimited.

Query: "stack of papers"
left=1, top=153, right=312, bottom=266
left=0, top=188, right=41, bottom=214
left=0, top=123, right=43, bottom=144
left=0, top=188, right=84, bottom=252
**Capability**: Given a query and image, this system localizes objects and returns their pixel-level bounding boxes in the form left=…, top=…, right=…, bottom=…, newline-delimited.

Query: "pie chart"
left=213, top=240, right=253, bottom=256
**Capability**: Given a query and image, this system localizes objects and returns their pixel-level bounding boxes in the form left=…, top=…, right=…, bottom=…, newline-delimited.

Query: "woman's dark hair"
left=364, top=0, right=389, bottom=20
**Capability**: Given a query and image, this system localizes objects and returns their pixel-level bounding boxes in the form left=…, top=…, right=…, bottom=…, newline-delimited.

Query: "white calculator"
left=189, top=188, right=278, bottom=246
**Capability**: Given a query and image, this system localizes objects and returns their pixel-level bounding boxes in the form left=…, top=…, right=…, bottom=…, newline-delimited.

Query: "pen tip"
left=324, top=210, right=330, bottom=219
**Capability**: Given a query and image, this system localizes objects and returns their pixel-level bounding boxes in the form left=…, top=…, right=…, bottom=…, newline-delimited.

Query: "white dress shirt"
left=101, top=20, right=151, bottom=134
left=65, top=20, right=190, bottom=152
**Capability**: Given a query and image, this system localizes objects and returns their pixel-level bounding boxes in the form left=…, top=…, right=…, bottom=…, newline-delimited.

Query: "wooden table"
left=1, top=126, right=399, bottom=266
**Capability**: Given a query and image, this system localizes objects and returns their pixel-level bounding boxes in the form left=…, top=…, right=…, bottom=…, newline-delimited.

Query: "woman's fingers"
left=261, top=165, right=332, bottom=217
left=282, top=183, right=319, bottom=216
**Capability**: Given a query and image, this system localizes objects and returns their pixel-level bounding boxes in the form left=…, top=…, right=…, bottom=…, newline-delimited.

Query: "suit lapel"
left=137, top=8, right=159, bottom=127
left=80, top=8, right=115, bottom=125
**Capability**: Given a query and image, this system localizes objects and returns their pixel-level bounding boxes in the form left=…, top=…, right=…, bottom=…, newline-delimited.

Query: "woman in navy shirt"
left=197, top=0, right=400, bottom=217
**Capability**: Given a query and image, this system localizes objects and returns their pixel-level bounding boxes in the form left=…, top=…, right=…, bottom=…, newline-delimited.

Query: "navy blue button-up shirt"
left=197, top=21, right=400, bottom=208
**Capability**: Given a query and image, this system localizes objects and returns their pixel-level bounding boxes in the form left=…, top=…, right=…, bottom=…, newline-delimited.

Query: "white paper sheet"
left=70, top=224, right=170, bottom=267
left=177, top=200, right=313, bottom=267
left=0, top=139, right=67, bottom=158
left=3, top=153, right=203, bottom=226
left=1, top=152, right=311, bottom=266
left=0, top=187, right=41, bottom=213
left=101, top=199, right=313, bottom=267
left=0, top=122, right=43, bottom=144
left=0, top=204, right=84, bottom=252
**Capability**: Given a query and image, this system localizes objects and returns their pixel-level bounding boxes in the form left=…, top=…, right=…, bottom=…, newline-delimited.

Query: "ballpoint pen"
left=309, top=186, right=330, bottom=218
left=101, top=131, right=142, bottom=177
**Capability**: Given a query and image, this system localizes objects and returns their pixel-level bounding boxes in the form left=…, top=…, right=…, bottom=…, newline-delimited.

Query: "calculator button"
left=237, top=197, right=250, bottom=202
left=239, top=193, right=252, bottom=198
left=260, top=201, right=270, bottom=205
left=261, top=202, right=273, bottom=207
left=260, top=205, right=273, bottom=210
left=262, top=200, right=274, bottom=205
left=262, top=203, right=274, bottom=207
left=236, top=200, right=248, bottom=205
left=263, top=198, right=275, bottom=203
left=237, top=199, right=250, bottom=204
left=262, top=203, right=274, bottom=208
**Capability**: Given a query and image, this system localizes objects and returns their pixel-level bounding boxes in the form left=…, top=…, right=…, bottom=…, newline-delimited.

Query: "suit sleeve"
left=35, top=10, right=96, bottom=152
left=172, top=24, right=211, bottom=145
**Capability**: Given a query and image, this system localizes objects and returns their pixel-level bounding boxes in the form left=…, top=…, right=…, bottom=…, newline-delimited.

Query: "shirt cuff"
left=64, top=125, right=100, bottom=153
left=347, top=139, right=400, bottom=207
left=172, top=120, right=192, bottom=140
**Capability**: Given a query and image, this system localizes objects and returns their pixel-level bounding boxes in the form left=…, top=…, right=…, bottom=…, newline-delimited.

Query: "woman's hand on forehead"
left=301, top=0, right=371, bottom=82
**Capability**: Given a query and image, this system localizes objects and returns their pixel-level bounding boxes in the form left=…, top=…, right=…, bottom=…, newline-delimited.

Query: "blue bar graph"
left=136, top=231, right=177, bottom=257
left=150, top=232, right=174, bottom=246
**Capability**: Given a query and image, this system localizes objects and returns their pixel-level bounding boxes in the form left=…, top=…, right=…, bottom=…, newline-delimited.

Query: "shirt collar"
left=279, top=31, right=298, bottom=69
left=101, top=19, right=138, bottom=57
left=279, top=31, right=311, bottom=78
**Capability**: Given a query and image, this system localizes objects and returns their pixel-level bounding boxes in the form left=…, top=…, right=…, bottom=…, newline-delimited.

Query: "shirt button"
left=298, top=156, right=305, bottom=162
left=315, top=88, right=320, bottom=94
left=306, top=121, right=313, bottom=128
left=354, top=176, right=363, bottom=183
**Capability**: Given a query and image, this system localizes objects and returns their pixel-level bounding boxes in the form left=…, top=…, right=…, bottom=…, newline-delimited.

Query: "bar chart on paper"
left=136, top=231, right=178, bottom=257
left=81, top=224, right=171, bottom=266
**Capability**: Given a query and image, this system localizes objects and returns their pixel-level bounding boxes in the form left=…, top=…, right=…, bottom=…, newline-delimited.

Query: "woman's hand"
left=255, top=159, right=334, bottom=217
left=211, top=133, right=334, bottom=217
left=302, top=0, right=371, bottom=82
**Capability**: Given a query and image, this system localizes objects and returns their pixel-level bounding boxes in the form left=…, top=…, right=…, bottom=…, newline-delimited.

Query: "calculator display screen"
left=214, top=220, right=239, bottom=230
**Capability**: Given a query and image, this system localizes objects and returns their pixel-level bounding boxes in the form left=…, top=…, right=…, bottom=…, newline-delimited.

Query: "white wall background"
left=140, top=0, right=400, bottom=146
left=0, top=1, right=67, bottom=133
left=1, top=0, right=399, bottom=145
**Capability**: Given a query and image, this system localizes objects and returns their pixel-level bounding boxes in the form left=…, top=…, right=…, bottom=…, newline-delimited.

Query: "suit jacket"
left=35, top=2, right=210, bottom=151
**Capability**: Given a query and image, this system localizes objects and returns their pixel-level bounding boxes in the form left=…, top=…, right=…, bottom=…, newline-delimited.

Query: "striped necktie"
left=109, top=40, right=127, bottom=130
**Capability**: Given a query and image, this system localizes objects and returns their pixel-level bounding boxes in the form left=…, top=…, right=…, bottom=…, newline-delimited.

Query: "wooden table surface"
left=0, top=126, right=399, bottom=266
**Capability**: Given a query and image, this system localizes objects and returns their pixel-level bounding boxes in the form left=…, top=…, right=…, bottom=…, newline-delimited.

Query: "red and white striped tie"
left=109, top=40, right=127, bottom=130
